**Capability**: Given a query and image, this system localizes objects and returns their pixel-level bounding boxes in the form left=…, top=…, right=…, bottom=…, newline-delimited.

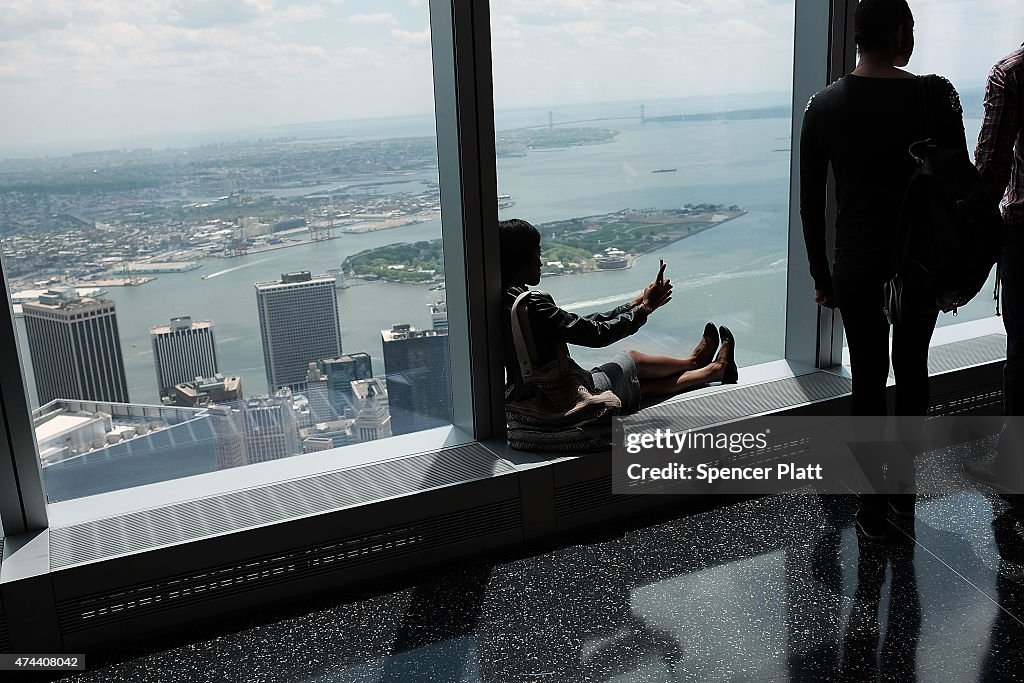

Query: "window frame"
left=0, top=0, right=1006, bottom=536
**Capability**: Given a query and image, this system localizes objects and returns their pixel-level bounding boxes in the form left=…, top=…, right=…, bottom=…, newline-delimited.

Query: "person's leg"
left=625, top=324, right=718, bottom=379
left=638, top=362, right=726, bottom=397
left=836, top=275, right=891, bottom=535
left=626, top=349, right=698, bottom=379
left=889, top=297, right=938, bottom=508
left=891, top=300, right=938, bottom=417
left=965, top=230, right=1024, bottom=495
left=635, top=337, right=732, bottom=397
left=990, top=229, right=1024, bottom=490
left=837, top=291, right=890, bottom=417
left=1003, top=228, right=1024, bottom=417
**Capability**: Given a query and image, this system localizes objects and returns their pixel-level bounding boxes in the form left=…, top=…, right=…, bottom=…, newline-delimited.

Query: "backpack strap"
left=510, top=290, right=570, bottom=380
left=918, top=74, right=930, bottom=141
left=890, top=75, right=936, bottom=277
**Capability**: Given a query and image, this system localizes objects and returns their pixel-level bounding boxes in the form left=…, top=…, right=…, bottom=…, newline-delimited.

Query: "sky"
left=0, top=0, right=1021, bottom=156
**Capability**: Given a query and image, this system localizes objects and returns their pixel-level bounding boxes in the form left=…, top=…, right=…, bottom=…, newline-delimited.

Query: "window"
left=0, top=1, right=456, bottom=503
left=490, top=0, right=796, bottom=370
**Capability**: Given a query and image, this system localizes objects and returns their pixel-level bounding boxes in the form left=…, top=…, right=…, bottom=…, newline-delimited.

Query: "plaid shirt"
left=976, top=43, right=1024, bottom=227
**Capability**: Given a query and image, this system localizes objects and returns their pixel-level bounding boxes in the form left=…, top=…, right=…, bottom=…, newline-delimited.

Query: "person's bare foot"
left=691, top=322, right=719, bottom=368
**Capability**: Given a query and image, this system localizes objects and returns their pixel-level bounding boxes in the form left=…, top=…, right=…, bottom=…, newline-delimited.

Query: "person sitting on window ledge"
left=499, top=218, right=737, bottom=430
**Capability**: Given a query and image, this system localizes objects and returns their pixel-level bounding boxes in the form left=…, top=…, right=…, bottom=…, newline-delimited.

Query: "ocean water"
left=11, top=103, right=997, bottom=407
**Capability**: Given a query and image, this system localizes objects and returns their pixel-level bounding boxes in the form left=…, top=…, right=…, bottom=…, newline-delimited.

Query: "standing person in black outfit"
left=800, top=0, right=969, bottom=537
left=965, top=42, right=1024, bottom=495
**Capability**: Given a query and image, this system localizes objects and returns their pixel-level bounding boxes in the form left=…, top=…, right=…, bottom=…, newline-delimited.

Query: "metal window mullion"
left=786, top=0, right=857, bottom=369
left=0, top=251, right=48, bottom=534
left=429, top=0, right=503, bottom=439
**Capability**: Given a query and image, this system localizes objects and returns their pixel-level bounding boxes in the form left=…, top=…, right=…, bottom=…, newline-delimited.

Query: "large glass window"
left=490, top=0, right=796, bottom=370
left=0, top=1, right=454, bottom=503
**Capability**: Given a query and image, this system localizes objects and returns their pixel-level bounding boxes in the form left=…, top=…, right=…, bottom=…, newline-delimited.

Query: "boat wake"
left=561, top=261, right=786, bottom=311
left=203, top=258, right=275, bottom=279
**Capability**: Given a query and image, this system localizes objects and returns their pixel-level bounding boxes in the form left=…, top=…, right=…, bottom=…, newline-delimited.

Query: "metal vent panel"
left=554, top=476, right=637, bottom=518
left=635, top=372, right=852, bottom=428
left=51, top=443, right=514, bottom=569
left=890, top=333, right=1006, bottom=378
left=0, top=615, right=8, bottom=654
left=56, top=499, right=522, bottom=634
left=928, top=334, right=1005, bottom=374
left=929, top=383, right=1003, bottom=416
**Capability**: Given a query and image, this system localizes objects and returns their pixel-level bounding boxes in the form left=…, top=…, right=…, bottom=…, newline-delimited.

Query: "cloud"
left=168, top=0, right=267, bottom=29
left=350, top=12, right=399, bottom=26
left=391, top=26, right=431, bottom=48
left=625, top=26, right=656, bottom=40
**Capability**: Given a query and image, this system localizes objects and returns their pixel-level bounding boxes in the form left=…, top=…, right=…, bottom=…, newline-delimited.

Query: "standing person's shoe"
left=963, top=459, right=1024, bottom=495
left=856, top=503, right=888, bottom=541
left=718, top=326, right=738, bottom=384
left=888, top=494, right=916, bottom=518
left=692, top=322, right=719, bottom=368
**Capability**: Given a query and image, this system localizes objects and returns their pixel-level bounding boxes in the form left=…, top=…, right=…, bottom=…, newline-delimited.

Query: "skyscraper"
left=150, top=316, right=219, bottom=398
left=352, top=378, right=392, bottom=442
left=429, top=300, right=448, bottom=332
left=209, top=403, right=248, bottom=470
left=255, top=271, right=341, bottom=392
left=381, top=324, right=451, bottom=436
left=243, top=389, right=302, bottom=464
left=321, top=352, right=374, bottom=417
left=22, top=289, right=129, bottom=405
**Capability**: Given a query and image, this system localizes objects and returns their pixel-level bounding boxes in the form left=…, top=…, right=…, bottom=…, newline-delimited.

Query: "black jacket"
left=502, top=284, right=648, bottom=402
left=800, top=74, right=968, bottom=290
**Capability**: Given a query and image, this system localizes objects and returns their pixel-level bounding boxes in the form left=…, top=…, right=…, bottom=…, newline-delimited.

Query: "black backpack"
left=885, top=75, right=1004, bottom=322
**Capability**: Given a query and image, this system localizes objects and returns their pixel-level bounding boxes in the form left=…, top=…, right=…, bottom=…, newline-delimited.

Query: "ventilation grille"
left=555, top=475, right=633, bottom=518
left=56, top=499, right=521, bottom=635
left=635, top=372, right=852, bottom=428
left=929, top=334, right=1005, bottom=375
left=891, top=333, right=1007, bottom=378
left=929, top=383, right=1003, bottom=416
left=0, top=613, right=8, bottom=654
left=50, top=443, right=513, bottom=569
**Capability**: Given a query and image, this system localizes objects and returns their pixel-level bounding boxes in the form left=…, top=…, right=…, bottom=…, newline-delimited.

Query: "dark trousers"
left=998, top=228, right=1024, bottom=473
left=835, top=269, right=937, bottom=503
left=834, top=271, right=939, bottom=418
left=1002, top=228, right=1024, bottom=417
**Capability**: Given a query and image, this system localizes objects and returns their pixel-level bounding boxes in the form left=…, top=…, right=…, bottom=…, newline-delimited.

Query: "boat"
left=651, top=168, right=677, bottom=173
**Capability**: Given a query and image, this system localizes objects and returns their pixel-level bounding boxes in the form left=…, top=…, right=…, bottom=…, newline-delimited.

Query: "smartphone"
left=656, top=259, right=665, bottom=285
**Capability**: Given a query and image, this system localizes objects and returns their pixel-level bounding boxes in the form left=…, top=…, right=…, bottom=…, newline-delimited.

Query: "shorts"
left=591, top=352, right=641, bottom=414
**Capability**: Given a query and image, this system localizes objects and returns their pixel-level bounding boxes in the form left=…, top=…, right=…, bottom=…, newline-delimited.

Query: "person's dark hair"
left=854, top=0, right=912, bottom=53
left=498, top=218, right=541, bottom=284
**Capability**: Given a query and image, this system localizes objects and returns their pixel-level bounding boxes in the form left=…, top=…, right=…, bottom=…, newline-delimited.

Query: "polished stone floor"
left=31, top=445, right=1024, bottom=683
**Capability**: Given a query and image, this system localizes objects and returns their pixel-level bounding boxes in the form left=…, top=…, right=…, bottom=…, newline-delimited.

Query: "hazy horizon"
left=2, top=0, right=1018, bottom=160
